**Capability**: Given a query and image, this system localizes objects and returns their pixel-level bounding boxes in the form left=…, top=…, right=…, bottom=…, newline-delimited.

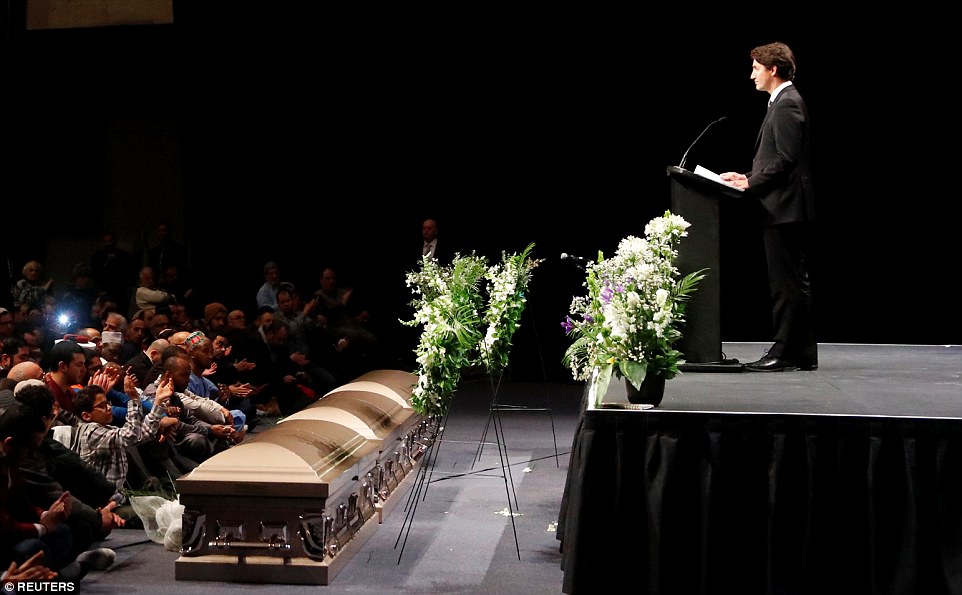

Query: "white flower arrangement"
left=403, top=253, right=486, bottom=417
left=478, top=243, right=543, bottom=373
left=403, top=244, right=542, bottom=416
left=562, top=211, right=704, bottom=400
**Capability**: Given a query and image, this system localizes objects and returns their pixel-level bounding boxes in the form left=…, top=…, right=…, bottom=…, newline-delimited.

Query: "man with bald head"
left=226, top=310, right=247, bottom=332
left=125, top=338, right=169, bottom=389
left=7, top=361, right=44, bottom=383
left=0, top=361, right=43, bottom=405
left=77, top=328, right=102, bottom=346
left=421, top=218, right=438, bottom=260
left=168, top=331, right=192, bottom=350
left=140, top=337, right=188, bottom=387
left=143, top=354, right=238, bottom=463
left=420, top=218, right=452, bottom=264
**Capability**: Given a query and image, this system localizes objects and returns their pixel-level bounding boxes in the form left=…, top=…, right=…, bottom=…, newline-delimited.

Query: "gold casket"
left=174, top=370, right=435, bottom=585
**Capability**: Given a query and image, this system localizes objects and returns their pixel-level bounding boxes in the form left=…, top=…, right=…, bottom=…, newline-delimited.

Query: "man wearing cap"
left=201, top=303, right=228, bottom=338
left=183, top=331, right=247, bottom=436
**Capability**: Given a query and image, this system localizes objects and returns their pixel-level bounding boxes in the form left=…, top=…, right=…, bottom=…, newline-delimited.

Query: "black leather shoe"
left=797, top=358, right=819, bottom=371
left=745, top=355, right=798, bottom=372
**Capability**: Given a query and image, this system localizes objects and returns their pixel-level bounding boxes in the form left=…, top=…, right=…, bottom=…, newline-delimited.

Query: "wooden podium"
left=666, top=166, right=744, bottom=372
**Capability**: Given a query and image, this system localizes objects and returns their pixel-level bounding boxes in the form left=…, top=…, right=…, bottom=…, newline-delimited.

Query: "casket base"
left=174, top=463, right=417, bottom=585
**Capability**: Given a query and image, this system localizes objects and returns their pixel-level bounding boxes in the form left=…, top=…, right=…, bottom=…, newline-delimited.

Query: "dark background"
left=1, top=5, right=956, bottom=380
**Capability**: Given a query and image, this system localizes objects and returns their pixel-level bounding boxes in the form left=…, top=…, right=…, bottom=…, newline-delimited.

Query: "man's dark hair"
left=2, top=335, right=27, bottom=358
left=751, top=42, right=796, bottom=81
left=160, top=345, right=190, bottom=363
left=276, top=286, right=295, bottom=301
left=48, top=339, right=85, bottom=370
left=0, top=405, right=45, bottom=445
left=74, top=385, right=106, bottom=414
left=266, top=319, right=290, bottom=334
left=163, top=353, right=191, bottom=374
left=13, top=382, right=54, bottom=418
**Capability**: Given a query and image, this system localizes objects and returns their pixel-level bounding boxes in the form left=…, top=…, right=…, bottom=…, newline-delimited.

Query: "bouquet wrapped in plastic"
left=130, top=495, right=185, bottom=552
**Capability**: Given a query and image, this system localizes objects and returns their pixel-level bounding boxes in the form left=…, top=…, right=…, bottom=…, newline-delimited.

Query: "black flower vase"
left=625, top=374, right=665, bottom=407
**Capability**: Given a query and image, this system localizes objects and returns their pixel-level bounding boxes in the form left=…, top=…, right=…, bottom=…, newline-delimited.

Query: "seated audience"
left=274, top=286, right=339, bottom=394
left=140, top=354, right=239, bottom=467
left=43, top=340, right=88, bottom=427
left=313, top=267, right=380, bottom=377
left=133, top=266, right=173, bottom=315
left=182, top=331, right=247, bottom=433
left=125, top=337, right=169, bottom=390
left=244, top=319, right=320, bottom=416
left=81, top=350, right=130, bottom=427
left=200, top=302, right=229, bottom=339
left=72, top=376, right=170, bottom=495
left=204, top=331, right=259, bottom=431
left=0, top=406, right=117, bottom=583
left=256, top=261, right=281, bottom=312
left=1, top=336, right=32, bottom=380
left=13, top=382, right=129, bottom=555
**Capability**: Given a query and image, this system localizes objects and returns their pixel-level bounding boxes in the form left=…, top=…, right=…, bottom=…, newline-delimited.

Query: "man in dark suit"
left=721, top=42, right=817, bottom=372
left=90, top=232, right=135, bottom=315
left=147, top=220, right=188, bottom=282
left=420, top=218, right=451, bottom=265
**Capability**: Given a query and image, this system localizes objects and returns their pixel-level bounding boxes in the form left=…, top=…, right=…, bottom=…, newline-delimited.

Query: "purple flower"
left=600, top=283, right=614, bottom=305
left=561, top=316, right=575, bottom=334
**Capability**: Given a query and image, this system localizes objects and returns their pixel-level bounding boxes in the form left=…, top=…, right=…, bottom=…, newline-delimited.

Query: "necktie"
left=423, top=243, right=432, bottom=256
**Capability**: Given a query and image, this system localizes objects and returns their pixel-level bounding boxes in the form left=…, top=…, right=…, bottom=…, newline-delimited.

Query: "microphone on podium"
left=677, top=116, right=727, bottom=170
left=561, top=253, right=590, bottom=270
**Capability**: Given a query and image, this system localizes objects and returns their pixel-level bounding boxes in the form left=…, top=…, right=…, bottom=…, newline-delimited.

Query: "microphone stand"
left=676, top=116, right=727, bottom=171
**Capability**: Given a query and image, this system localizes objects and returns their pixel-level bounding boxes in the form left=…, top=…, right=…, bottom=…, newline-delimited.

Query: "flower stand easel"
left=395, top=245, right=542, bottom=564
left=474, top=310, right=560, bottom=468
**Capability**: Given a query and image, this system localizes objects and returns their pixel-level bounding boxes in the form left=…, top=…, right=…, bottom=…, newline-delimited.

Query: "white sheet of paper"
left=694, top=165, right=743, bottom=191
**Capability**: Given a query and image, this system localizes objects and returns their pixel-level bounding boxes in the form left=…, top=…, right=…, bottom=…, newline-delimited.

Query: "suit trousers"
left=762, top=223, right=817, bottom=361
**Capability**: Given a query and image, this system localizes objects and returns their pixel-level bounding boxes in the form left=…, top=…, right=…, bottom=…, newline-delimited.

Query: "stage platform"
left=560, top=342, right=962, bottom=595
left=626, top=341, right=962, bottom=418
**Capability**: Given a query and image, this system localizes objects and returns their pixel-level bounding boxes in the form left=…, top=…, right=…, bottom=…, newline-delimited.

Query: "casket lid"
left=176, top=420, right=378, bottom=496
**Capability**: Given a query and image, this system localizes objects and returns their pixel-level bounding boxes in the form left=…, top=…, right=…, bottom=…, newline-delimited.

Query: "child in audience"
left=71, top=374, right=172, bottom=496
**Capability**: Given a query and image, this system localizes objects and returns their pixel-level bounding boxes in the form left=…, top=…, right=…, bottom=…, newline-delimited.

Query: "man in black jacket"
left=721, top=42, right=818, bottom=372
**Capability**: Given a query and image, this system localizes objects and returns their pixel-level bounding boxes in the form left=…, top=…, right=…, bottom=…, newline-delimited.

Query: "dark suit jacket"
left=747, top=84, right=816, bottom=226
left=125, top=350, right=153, bottom=389
left=426, top=240, right=454, bottom=266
